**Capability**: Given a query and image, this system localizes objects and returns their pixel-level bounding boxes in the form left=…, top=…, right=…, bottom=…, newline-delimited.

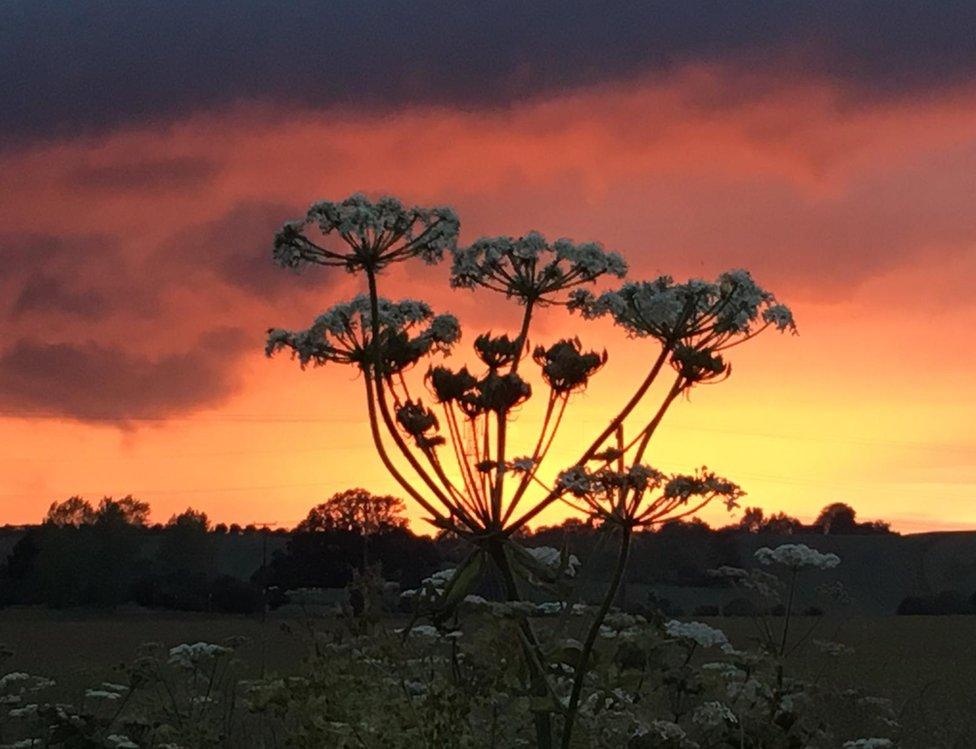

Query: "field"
left=2, top=608, right=974, bottom=747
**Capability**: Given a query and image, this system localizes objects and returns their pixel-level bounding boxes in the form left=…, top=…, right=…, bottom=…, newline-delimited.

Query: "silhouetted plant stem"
left=487, top=540, right=554, bottom=749
left=363, top=268, right=476, bottom=528
left=491, top=300, right=535, bottom=524
left=777, top=567, right=798, bottom=690
left=510, top=347, right=672, bottom=532
left=561, top=524, right=632, bottom=749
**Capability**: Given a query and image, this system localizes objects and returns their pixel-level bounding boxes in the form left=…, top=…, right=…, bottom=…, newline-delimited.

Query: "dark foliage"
left=260, top=528, right=441, bottom=595
left=896, top=590, right=974, bottom=615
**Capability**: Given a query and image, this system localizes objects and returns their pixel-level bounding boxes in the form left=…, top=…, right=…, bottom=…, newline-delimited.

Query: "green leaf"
left=433, top=550, right=486, bottom=619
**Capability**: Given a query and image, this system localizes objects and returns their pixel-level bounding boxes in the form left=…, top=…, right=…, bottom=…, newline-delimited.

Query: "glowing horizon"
left=1, top=20, right=974, bottom=534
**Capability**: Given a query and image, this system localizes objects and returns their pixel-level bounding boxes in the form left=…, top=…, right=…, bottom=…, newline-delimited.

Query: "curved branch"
left=508, top=344, right=673, bottom=532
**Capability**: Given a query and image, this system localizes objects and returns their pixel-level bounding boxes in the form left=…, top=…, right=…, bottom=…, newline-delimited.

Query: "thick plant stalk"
left=363, top=269, right=475, bottom=528
left=560, top=525, right=632, bottom=749
left=487, top=540, right=554, bottom=749
left=362, top=375, right=445, bottom=524
left=490, top=300, right=535, bottom=525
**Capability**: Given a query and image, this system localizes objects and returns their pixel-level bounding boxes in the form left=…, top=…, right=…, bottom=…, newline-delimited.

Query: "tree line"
left=0, top=491, right=892, bottom=612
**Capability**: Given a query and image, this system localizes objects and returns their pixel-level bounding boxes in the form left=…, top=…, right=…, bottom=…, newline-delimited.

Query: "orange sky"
left=1, top=67, right=974, bottom=533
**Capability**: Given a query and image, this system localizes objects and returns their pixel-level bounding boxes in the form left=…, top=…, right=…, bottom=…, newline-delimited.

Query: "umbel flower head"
left=451, top=232, right=627, bottom=304
left=555, top=463, right=742, bottom=528
left=570, top=269, right=795, bottom=343
left=754, top=543, right=841, bottom=570
left=569, top=269, right=795, bottom=388
left=273, top=193, right=459, bottom=273
left=533, top=338, right=607, bottom=394
left=266, top=294, right=460, bottom=375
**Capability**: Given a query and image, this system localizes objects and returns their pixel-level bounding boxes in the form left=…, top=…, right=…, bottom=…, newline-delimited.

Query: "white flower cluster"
left=843, top=740, right=894, bottom=749
left=84, top=688, right=122, bottom=701
left=267, top=294, right=460, bottom=369
left=105, top=735, right=138, bottom=749
left=274, top=194, right=459, bottom=270
left=692, top=700, right=738, bottom=728
left=523, top=545, right=581, bottom=578
left=450, top=232, right=626, bottom=303
left=403, top=625, right=439, bottom=639
left=168, top=642, right=231, bottom=669
left=0, top=671, right=54, bottom=707
left=529, top=601, right=594, bottom=618
left=569, top=269, right=795, bottom=343
left=400, top=567, right=457, bottom=600
left=556, top=466, right=591, bottom=496
left=460, top=596, right=537, bottom=618
left=664, top=620, right=729, bottom=649
left=754, top=544, right=841, bottom=570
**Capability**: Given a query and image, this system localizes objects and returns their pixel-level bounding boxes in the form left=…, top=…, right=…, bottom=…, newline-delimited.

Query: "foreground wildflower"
left=168, top=642, right=231, bottom=669
left=273, top=194, right=459, bottom=273
left=755, top=543, right=840, bottom=570
left=665, top=620, right=730, bottom=649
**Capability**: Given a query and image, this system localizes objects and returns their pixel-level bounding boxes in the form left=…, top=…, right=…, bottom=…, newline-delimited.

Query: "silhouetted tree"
left=262, top=526, right=440, bottom=593
left=813, top=502, right=858, bottom=534
left=158, top=508, right=214, bottom=576
left=297, top=489, right=408, bottom=534
left=94, top=495, right=150, bottom=527
left=44, top=496, right=95, bottom=527
left=20, top=496, right=151, bottom=607
left=763, top=511, right=804, bottom=535
left=296, top=489, right=409, bottom=569
left=812, top=502, right=892, bottom=535
left=737, top=507, right=766, bottom=533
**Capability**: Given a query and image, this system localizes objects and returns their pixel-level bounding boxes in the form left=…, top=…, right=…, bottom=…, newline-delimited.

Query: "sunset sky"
left=1, top=2, right=974, bottom=533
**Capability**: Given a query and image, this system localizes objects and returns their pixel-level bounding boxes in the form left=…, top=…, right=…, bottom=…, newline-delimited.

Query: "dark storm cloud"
left=0, top=328, right=249, bottom=422
left=151, top=201, right=331, bottom=297
left=0, top=203, right=335, bottom=422
left=2, top=1, right=975, bottom=143
left=10, top=275, right=110, bottom=319
left=0, top=233, right=125, bottom=321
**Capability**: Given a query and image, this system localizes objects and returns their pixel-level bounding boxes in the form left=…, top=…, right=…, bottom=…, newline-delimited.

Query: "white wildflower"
left=407, top=625, right=439, bottom=639
left=7, top=704, right=38, bottom=719
left=754, top=543, right=840, bottom=570
left=0, top=673, right=29, bottom=689
left=762, top=303, right=796, bottom=332
left=535, top=601, right=565, bottom=616
left=556, top=467, right=591, bottom=496
left=692, top=700, right=737, bottom=728
left=523, top=546, right=580, bottom=577
left=509, top=456, right=537, bottom=472
left=843, top=740, right=894, bottom=749
left=665, top=620, right=729, bottom=649
left=105, top=735, right=139, bottom=749
left=85, top=689, right=122, bottom=701
left=168, top=642, right=231, bottom=669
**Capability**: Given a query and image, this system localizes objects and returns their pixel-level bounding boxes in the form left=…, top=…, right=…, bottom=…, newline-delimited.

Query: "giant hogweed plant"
left=266, top=193, right=796, bottom=747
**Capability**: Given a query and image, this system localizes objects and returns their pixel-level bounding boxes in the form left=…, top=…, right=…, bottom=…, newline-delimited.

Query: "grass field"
left=2, top=608, right=974, bottom=747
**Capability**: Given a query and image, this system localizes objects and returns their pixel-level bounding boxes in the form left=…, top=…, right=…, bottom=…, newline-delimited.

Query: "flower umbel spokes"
left=274, top=193, right=459, bottom=273
left=266, top=295, right=460, bottom=375
left=556, top=463, right=743, bottom=529
left=451, top=232, right=627, bottom=304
